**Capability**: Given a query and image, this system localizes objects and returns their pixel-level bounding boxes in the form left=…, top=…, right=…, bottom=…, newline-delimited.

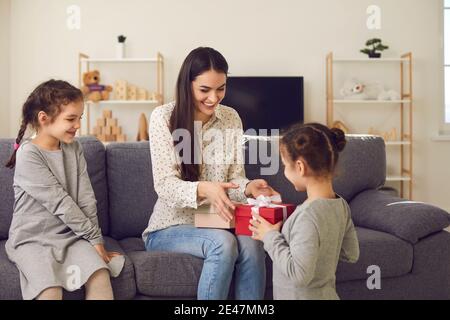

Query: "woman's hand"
left=245, top=179, right=280, bottom=200
left=94, top=244, right=122, bottom=263
left=249, top=215, right=282, bottom=241
left=198, top=181, right=239, bottom=223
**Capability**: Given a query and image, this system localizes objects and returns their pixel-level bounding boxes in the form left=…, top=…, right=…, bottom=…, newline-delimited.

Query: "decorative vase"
left=368, top=52, right=381, bottom=58
left=116, top=42, right=125, bottom=59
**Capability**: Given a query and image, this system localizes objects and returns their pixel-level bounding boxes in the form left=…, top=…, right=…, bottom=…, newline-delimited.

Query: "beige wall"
left=5, top=0, right=450, bottom=210
left=0, top=0, right=10, bottom=138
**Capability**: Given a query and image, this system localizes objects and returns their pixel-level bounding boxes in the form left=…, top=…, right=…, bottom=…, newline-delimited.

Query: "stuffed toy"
left=339, top=79, right=367, bottom=100
left=377, top=89, right=401, bottom=101
left=81, top=70, right=112, bottom=102
left=340, top=79, right=400, bottom=101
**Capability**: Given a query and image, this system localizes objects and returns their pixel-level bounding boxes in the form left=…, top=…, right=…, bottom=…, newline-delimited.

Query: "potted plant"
left=360, top=38, right=389, bottom=58
left=116, top=35, right=127, bottom=59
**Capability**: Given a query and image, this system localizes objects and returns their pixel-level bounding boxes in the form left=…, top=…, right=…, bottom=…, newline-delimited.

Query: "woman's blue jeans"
left=145, top=224, right=266, bottom=300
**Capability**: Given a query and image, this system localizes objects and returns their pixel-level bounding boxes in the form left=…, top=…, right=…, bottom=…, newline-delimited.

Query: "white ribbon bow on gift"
left=247, top=194, right=288, bottom=221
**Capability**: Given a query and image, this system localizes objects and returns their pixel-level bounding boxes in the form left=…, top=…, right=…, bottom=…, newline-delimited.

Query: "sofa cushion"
left=333, top=135, right=386, bottom=201
left=336, top=227, right=413, bottom=282
left=0, top=140, right=15, bottom=240
left=243, top=135, right=385, bottom=204
left=78, top=137, right=109, bottom=235
left=119, top=237, right=146, bottom=252
left=350, top=189, right=450, bottom=244
left=106, top=142, right=158, bottom=240
left=128, top=251, right=203, bottom=297
left=0, top=240, right=22, bottom=299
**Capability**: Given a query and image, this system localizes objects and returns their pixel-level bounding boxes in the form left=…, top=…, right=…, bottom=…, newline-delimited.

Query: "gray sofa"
left=1, top=135, right=449, bottom=300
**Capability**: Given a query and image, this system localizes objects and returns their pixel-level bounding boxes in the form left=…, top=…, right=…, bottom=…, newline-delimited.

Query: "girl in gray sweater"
left=5, top=80, right=124, bottom=300
left=250, top=123, right=359, bottom=300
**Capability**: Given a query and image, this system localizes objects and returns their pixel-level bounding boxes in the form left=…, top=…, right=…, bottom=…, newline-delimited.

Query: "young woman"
left=250, top=123, right=360, bottom=300
left=143, top=47, right=279, bottom=300
left=5, top=80, right=124, bottom=300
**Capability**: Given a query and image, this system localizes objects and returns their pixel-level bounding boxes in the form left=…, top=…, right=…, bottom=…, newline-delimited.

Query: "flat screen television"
left=221, top=76, right=304, bottom=136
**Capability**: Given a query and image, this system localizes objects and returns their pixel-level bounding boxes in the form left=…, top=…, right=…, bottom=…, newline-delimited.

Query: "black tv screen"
left=221, top=76, right=304, bottom=135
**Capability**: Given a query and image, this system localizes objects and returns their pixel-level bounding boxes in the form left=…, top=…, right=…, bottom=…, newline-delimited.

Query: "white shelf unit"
left=385, top=141, right=412, bottom=146
left=386, top=175, right=412, bottom=182
left=78, top=52, right=164, bottom=136
left=333, top=58, right=409, bottom=63
left=333, top=99, right=412, bottom=104
left=80, top=58, right=159, bottom=63
left=326, top=52, right=413, bottom=199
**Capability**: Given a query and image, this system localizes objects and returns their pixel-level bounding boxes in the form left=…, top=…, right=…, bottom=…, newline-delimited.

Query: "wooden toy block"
left=112, top=126, right=122, bottom=135
left=97, top=118, right=106, bottom=127
left=93, top=126, right=101, bottom=135
left=150, top=92, right=162, bottom=103
left=114, top=80, right=128, bottom=100
left=368, top=127, right=397, bottom=141
left=137, top=87, right=148, bottom=100
left=107, top=118, right=118, bottom=127
left=386, top=128, right=397, bottom=141
left=110, top=125, right=118, bottom=134
left=127, top=85, right=137, bottom=100
left=94, top=109, right=127, bottom=143
left=102, top=126, right=112, bottom=135
left=117, top=134, right=127, bottom=142
left=103, top=109, right=112, bottom=119
left=105, top=134, right=116, bottom=142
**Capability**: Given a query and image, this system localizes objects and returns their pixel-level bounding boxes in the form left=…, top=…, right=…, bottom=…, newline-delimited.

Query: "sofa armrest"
left=349, top=189, right=450, bottom=244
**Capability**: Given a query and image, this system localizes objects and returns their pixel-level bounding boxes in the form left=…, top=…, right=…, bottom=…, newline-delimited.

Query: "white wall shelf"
left=326, top=52, right=413, bottom=199
left=385, top=141, right=412, bottom=146
left=333, top=100, right=411, bottom=104
left=80, top=58, right=158, bottom=63
left=333, top=58, right=409, bottom=63
left=347, top=136, right=411, bottom=146
left=386, top=175, right=412, bottom=182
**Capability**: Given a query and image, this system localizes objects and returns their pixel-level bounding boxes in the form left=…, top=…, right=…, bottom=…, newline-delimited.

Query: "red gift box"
left=234, top=203, right=296, bottom=236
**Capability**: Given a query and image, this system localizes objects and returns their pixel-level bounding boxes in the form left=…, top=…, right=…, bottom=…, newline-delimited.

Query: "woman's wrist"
left=244, top=180, right=252, bottom=197
left=197, top=181, right=208, bottom=199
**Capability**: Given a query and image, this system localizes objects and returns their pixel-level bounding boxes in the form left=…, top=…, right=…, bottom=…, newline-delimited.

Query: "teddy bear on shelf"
left=340, top=78, right=400, bottom=101
left=81, top=70, right=113, bottom=102
left=339, top=79, right=368, bottom=100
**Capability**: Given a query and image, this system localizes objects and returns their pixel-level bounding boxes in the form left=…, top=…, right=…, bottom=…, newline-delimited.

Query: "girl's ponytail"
left=330, top=127, right=346, bottom=153
left=5, top=118, right=29, bottom=169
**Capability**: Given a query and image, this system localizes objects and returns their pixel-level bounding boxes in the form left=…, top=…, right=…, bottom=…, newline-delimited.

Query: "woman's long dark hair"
left=170, top=47, right=229, bottom=181
left=5, top=80, right=83, bottom=169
